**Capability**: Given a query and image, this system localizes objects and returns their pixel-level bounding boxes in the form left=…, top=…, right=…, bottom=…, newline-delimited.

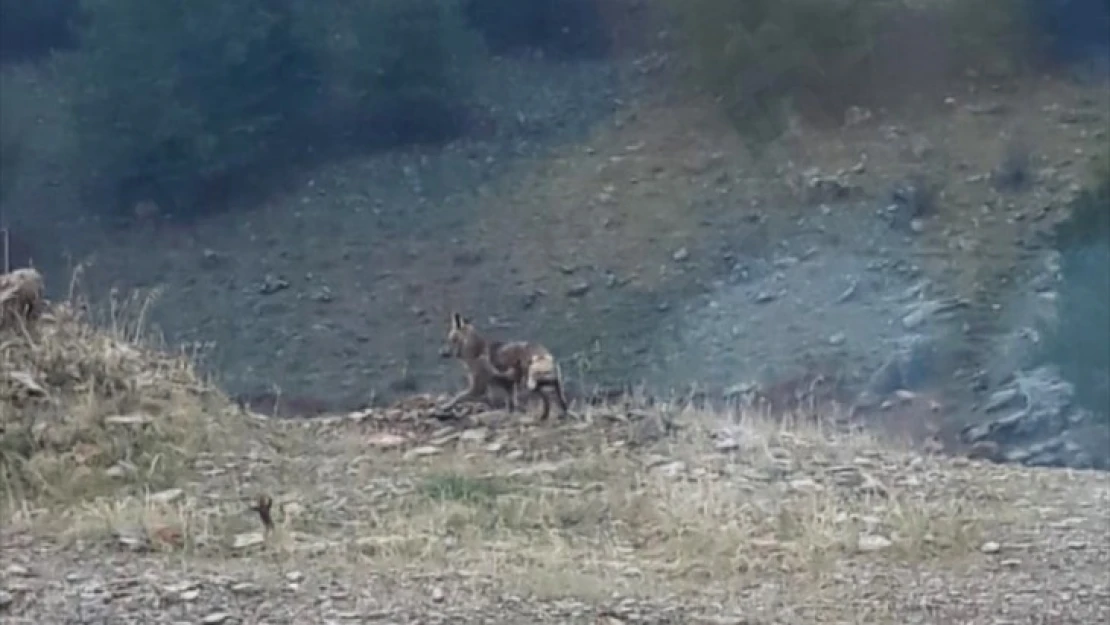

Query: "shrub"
left=0, top=0, right=82, bottom=63
left=55, top=0, right=320, bottom=218
left=56, top=0, right=486, bottom=219
left=667, top=0, right=1045, bottom=145
left=461, top=0, right=612, bottom=60
left=1044, top=166, right=1110, bottom=422
left=296, top=0, right=485, bottom=149
left=667, top=0, right=886, bottom=145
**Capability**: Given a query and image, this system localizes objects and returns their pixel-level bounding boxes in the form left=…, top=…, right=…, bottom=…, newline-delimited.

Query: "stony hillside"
left=2, top=276, right=1108, bottom=624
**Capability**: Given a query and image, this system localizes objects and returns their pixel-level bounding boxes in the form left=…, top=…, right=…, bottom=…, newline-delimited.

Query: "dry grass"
left=0, top=267, right=241, bottom=512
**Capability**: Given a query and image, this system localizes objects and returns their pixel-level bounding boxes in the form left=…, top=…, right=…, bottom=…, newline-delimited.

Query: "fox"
left=440, top=312, right=569, bottom=420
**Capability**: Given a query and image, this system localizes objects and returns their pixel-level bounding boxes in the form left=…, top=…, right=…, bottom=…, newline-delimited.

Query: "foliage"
left=667, top=0, right=887, bottom=146
left=667, top=0, right=1044, bottom=146
left=460, top=0, right=612, bottom=60
left=296, top=0, right=485, bottom=149
left=55, top=0, right=319, bottom=218
left=0, top=0, right=82, bottom=63
left=55, top=0, right=485, bottom=219
left=1044, top=165, right=1110, bottom=422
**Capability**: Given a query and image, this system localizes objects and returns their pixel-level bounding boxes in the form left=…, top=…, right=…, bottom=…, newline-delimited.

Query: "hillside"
left=2, top=274, right=1108, bottom=624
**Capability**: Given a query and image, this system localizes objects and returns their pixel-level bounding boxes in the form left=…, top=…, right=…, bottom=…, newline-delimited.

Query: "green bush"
left=0, top=0, right=82, bottom=63
left=460, top=0, right=611, bottom=60
left=668, top=0, right=885, bottom=145
left=56, top=0, right=484, bottom=219
left=296, top=0, right=485, bottom=148
left=56, top=0, right=319, bottom=217
left=1045, top=168, right=1110, bottom=421
left=668, top=0, right=1040, bottom=145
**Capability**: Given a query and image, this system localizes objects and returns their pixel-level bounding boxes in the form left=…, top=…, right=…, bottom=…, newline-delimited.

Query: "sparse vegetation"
left=667, top=0, right=1041, bottom=144
left=0, top=269, right=239, bottom=508
left=2, top=271, right=1109, bottom=623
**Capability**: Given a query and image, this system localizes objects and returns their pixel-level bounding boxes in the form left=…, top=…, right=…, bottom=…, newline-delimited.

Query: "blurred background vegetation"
left=0, top=0, right=1103, bottom=219
left=0, top=0, right=1105, bottom=423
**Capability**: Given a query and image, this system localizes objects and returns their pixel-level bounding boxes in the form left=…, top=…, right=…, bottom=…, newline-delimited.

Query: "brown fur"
left=440, top=312, right=569, bottom=420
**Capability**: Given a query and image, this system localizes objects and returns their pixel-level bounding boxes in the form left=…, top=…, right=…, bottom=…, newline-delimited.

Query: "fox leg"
left=534, top=388, right=552, bottom=421
left=440, top=380, right=487, bottom=411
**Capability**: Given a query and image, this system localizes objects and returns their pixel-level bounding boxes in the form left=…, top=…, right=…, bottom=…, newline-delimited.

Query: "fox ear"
left=451, top=312, right=463, bottom=329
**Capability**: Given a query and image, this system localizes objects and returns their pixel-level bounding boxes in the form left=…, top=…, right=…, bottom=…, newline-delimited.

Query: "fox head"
left=442, top=311, right=478, bottom=359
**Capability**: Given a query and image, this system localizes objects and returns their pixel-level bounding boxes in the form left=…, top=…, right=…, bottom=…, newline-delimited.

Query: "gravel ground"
left=3, top=399, right=1109, bottom=625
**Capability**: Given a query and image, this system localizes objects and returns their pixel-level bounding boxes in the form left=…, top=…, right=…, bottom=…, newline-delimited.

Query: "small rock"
left=149, top=488, right=185, bottom=504
left=980, top=541, right=1001, bottom=554
left=230, top=582, right=260, bottom=595
left=0, top=590, right=12, bottom=609
left=4, top=564, right=30, bottom=577
left=404, top=445, right=442, bottom=459
left=789, top=478, right=823, bottom=493
left=200, top=249, right=225, bottom=268
left=367, top=432, right=408, bottom=449
left=828, top=332, right=846, bottom=346
left=754, top=291, right=775, bottom=304
left=285, top=571, right=304, bottom=583
left=104, top=414, right=153, bottom=427
left=202, top=612, right=231, bottom=625
left=231, top=532, right=266, bottom=550
left=672, top=247, right=690, bottom=262
left=656, top=461, right=687, bottom=478
left=715, top=438, right=740, bottom=452
left=857, top=534, right=893, bottom=552
left=566, top=281, right=590, bottom=298
left=431, top=587, right=445, bottom=603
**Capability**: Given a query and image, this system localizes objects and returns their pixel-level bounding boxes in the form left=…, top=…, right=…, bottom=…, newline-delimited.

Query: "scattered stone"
left=259, top=273, right=290, bottom=295
left=714, top=438, right=740, bottom=452
left=672, top=247, right=690, bottom=262
left=857, top=533, right=893, bottom=552
left=200, top=248, right=225, bottom=268
left=201, top=612, right=231, bottom=625
left=828, top=332, right=846, bottom=346
left=231, top=582, right=260, bottom=595
left=0, top=590, right=12, bottom=610
left=404, top=445, right=442, bottom=459
left=566, top=281, right=591, bottom=298
left=149, top=488, right=185, bottom=504
left=431, top=587, right=446, bottom=603
left=5, top=371, right=45, bottom=397
left=4, top=564, right=30, bottom=577
left=103, top=414, right=153, bottom=427
left=232, top=532, right=266, bottom=550
left=113, top=526, right=150, bottom=552
left=367, top=432, right=408, bottom=449
left=980, top=541, right=1002, bottom=554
